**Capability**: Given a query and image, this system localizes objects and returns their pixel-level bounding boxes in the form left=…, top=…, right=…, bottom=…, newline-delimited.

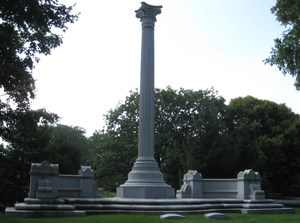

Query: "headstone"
left=204, top=212, right=228, bottom=219
left=160, top=213, right=185, bottom=220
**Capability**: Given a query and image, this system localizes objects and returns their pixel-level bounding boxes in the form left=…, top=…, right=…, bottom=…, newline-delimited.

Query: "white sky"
left=31, top=0, right=300, bottom=136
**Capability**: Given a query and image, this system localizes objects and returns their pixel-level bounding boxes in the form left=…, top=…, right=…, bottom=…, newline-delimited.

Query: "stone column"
left=137, top=2, right=156, bottom=159
left=117, top=2, right=175, bottom=199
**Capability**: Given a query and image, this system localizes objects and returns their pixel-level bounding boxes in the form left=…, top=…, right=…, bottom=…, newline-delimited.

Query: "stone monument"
left=5, top=161, right=103, bottom=217
left=116, top=2, right=175, bottom=199
left=5, top=2, right=294, bottom=217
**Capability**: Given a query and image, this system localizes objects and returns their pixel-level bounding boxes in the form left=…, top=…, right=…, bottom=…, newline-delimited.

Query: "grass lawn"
left=0, top=209, right=299, bottom=223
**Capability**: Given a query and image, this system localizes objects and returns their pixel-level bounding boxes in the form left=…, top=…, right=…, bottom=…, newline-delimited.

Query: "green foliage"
left=226, top=96, right=300, bottom=196
left=265, top=0, right=300, bottom=90
left=0, top=1, right=79, bottom=208
left=90, top=88, right=300, bottom=196
left=88, top=90, right=139, bottom=191
left=0, top=0, right=79, bottom=105
left=155, top=87, right=228, bottom=187
left=86, top=89, right=140, bottom=190
left=0, top=0, right=79, bottom=155
left=0, top=109, right=58, bottom=208
left=89, top=134, right=137, bottom=191
left=44, top=125, right=90, bottom=174
left=0, top=122, right=89, bottom=209
left=90, top=87, right=228, bottom=190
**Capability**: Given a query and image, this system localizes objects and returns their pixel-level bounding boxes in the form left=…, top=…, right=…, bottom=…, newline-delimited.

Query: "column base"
left=117, top=184, right=175, bottom=199
left=116, top=157, right=175, bottom=199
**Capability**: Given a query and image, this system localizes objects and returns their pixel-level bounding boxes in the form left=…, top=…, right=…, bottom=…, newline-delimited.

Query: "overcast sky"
left=31, top=0, right=300, bottom=136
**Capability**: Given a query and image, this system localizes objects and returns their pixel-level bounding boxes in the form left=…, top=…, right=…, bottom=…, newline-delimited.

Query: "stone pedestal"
left=178, top=170, right=203, bottom=198
left=117, top=2, right=175, bottom=199
left=117, top=157, right=174, bottom=198
left=29, top=161, right=59, bottom=199
left=237, top=169, right=265, bottom=200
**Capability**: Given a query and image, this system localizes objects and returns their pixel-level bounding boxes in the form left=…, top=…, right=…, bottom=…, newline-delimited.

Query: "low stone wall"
left=202, top=179, right=237, bottom=199
left=56, top=175, right=81, bottom=197
left=177, top=169, right=265, bottom=200
left=6, top=164, right=293, bottom=217
left=28, top=161, right=103, bottom=199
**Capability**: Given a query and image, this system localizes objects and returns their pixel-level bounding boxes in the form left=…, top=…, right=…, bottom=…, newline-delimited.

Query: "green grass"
left=0, top=209, right=299, bottom=223
left=104, top=191, right=116, bottom=198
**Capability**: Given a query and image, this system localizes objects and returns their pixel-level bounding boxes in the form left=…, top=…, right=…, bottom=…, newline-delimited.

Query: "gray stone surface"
left=24, top=198, right=65, bottom=204
left=28, top=161, right=103, bottom=199
left=237, top=169, right=265, bottom=200
left=177, top=169, right=266, bottom=200
left=5, top=161, right=103, bottom=217
left=274, top=199, right=300, bottom=206
left=5, top=207, right=85, bottom=217
left=160, top=213, right=185, bottom=219
left=15, top=203, right=75, bottom=211
left=204, top=212, right=228, bottom=219
left=241, top=208, right=295, bottom=214
left=178, top=170, right=202, bottom=198
left=6, top=197, right=294, bottom=216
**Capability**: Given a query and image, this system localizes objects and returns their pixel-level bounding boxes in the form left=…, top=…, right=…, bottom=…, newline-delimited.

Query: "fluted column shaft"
left=138, top=17, right=156, bottom=158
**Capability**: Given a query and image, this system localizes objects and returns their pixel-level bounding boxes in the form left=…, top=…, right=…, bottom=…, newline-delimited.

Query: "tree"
left=0, top=121, right=91, bottom=209
left=89, top=131, right=136, bottom=192
left=0, top=1, right=81, bottom=208
left=90, top=89, right=300, bottom=196
left=44, top=125, right=90, bottom=174
left=0, top=1, right=79, bottom=205
left=155, top=87, right=229, bottom=187
left=226, top=96, right=300, bottom=196
left=89, top=91, right=139, bottom=191
left=0, top=0, right=79, bottom=141
left=0, top=109, right=58, bottom=208
left=89, top=87, right=228, bottom=190
left=264, top=0, right=300, bottom=90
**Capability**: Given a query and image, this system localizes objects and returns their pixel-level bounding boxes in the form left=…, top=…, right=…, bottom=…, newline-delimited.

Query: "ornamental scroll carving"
left=135, top=2, right=162, bottom=22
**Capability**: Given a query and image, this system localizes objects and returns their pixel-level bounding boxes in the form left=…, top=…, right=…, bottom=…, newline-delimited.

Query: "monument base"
left=117, top=185, right=175, bottom=199
left=116, top=157, right=175, bottom=199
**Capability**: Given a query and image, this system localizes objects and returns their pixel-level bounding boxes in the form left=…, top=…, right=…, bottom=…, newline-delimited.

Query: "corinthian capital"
left=135, top=2, right=162, bottom=22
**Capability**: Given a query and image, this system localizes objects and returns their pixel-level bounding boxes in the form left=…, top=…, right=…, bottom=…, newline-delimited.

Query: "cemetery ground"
left=0, top=209, right=299, bottom=223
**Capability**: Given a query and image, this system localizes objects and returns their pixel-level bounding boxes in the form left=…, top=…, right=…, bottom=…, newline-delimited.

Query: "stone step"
left=15, top=203, right=75, bottom=211
left=73, top=203, right=243, bottom=211
left=241, top=208, right=295, bottom=214
left=64, top=197, right=268, bottom=205
left=5, top=198, right=295, bottom=217
left=5, top=207, right=85, bottom=218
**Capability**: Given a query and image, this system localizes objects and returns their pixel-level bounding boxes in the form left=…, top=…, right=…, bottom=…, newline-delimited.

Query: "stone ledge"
left=5, top=198, right=295, bottom=216
left=5, top=207, right=86, bottom=218
left=15, top=203, right=75, bottom=211
left=241, top=203, right=284, bottom=209
left=274, top=199, right=300, bottom=206
left=241, top=208, right=295, bottom=214
left=25, top=198, right=65, bottom=204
